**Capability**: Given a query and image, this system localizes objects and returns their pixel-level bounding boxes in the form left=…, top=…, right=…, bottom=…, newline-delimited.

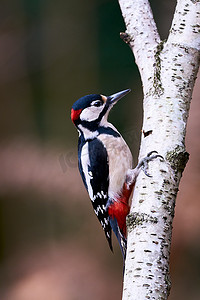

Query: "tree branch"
left=168, top=0, right=200, bottom=50
left=119, top=0, right=200, bottom=299
left=118, top=0, right=161, bottom=94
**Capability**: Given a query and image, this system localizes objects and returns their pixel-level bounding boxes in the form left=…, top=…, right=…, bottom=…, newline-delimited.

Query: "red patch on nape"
left=71, top=108, right=82, bottom=123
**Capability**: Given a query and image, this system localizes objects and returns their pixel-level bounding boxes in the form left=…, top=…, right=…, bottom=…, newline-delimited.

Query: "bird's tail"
left=109, top=216, right=127, bottom=262
left=107, top=197, right=129, bottom=263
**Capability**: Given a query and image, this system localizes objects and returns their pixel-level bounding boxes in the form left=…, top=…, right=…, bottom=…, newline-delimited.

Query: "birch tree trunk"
left=118, top=0, right=200, bottom=299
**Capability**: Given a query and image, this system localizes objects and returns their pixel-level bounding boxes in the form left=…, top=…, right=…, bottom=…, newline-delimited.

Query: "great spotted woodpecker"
left=71, top=89, right=162, bottom=260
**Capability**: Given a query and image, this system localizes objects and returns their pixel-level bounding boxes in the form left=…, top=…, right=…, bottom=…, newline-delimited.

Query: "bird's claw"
left=137, top=151, right=164, bottom=177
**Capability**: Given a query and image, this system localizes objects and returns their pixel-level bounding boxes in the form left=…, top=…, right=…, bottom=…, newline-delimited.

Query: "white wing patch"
left=80, top=144, right=108, bottom=204
left=80, top=142, right=94, bottom=200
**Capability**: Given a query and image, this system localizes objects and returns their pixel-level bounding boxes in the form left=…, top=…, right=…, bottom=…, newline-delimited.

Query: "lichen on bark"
left=126, top=212, right=158, bottom=232
left=152, top=40, right=166, bottom=96
left=166, top=145, right=189, bottom=174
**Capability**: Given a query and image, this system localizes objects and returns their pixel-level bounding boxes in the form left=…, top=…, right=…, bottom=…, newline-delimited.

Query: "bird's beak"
left=107, top=89, right=131, bottom=105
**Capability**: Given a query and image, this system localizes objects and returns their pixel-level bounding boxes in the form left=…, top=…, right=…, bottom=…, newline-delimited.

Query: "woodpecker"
left=71, top=89, right=162, bottom=260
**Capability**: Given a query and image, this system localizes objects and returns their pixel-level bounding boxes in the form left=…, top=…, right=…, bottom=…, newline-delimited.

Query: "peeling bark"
left=118, top=0, right=200, bottom=299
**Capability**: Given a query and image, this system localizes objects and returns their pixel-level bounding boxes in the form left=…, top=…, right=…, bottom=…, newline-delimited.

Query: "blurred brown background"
left=0, top=0, right=199, bottom=299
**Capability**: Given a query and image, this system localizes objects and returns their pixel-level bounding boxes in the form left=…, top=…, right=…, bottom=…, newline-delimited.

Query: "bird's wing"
left=79, top=137, right=112, bottom=251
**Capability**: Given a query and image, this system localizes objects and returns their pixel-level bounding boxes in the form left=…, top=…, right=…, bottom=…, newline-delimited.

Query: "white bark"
left=119, top=0, right=160, bottom=92
left=118, top=0, right=200, bottom=299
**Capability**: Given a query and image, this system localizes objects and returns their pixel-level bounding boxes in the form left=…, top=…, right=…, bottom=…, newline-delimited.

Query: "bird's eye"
left=92, top=100, right=102, bottom=107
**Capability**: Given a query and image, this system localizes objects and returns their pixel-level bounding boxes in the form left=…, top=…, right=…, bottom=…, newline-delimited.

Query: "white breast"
left=98, top=134, right=132, bottom=197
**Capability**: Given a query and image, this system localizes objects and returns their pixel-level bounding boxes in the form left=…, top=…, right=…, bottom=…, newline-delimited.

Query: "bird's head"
left=71, top=89, right=131, bottom=131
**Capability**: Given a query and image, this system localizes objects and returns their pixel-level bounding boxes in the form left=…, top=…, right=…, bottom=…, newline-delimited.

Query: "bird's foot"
left=125, top=151, right=164, bottom=187
left=137, top=151, right=164, bottom=177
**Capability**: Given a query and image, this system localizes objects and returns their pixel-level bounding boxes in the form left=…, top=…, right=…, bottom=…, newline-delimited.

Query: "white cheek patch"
left=80, top=106, right=104, bottom=121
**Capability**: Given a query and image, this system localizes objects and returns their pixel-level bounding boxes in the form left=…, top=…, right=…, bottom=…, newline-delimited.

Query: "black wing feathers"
left=88, top=139, right=112, bottom=251
left=88, top=139, right=113, bottom=251
left=78, top=135, right=112, bottom=251
left=88, top=139, right=109, bottom=197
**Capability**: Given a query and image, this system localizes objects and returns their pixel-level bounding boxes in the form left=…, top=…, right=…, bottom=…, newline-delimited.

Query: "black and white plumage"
left=71, top=90, right=164, bottom=263
left=71, top=89, right=133, bottom=259
left=79, top=136, right=112, bottom=250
